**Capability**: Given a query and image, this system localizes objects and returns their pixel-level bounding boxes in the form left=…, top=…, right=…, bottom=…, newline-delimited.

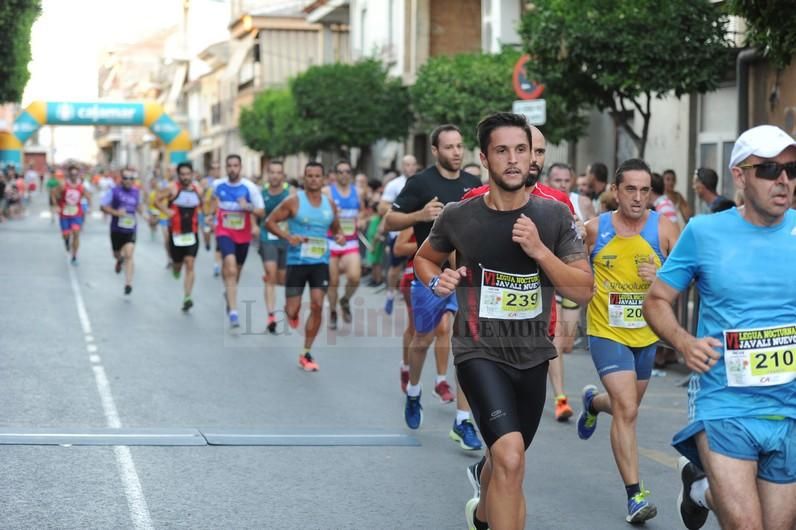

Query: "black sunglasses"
left=738, top=161, right=796, bottom=181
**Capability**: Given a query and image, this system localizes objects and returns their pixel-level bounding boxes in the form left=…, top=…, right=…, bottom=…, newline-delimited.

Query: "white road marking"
left=89, top=354, right=101, bottom=364
left=67, top=260, right=153, bottom=530
left=87, top=344, right=98, bottom=353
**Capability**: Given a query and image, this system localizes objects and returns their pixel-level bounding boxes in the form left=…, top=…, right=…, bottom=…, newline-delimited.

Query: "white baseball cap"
left=729, top=125, right=796, bottom=170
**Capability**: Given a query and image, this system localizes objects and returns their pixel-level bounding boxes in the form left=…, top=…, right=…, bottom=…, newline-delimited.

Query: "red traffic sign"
left=513, top=54, right=544, bottom=100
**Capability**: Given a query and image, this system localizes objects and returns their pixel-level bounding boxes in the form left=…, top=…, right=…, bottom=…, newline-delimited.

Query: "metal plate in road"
left=202, top=428, right=421, bottom=447
left=0, top=427, right=207, bottom=446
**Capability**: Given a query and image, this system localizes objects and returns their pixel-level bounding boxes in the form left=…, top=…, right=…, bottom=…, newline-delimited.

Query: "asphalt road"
left=0, top=193, right=720, bottom=529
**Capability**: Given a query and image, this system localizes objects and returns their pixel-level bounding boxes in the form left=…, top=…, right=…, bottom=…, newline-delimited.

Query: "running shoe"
left=287, top=314, right=299, bottom=330
left=182, top=297, right=193, bottom=312
left=340, top=296, right=352, bottom=323
left=404, top=392, right=423, bottom=429
left=172, top=267, right=181, bottom=280
left=400, top=368, right=409, bottom=394
left=466, top=458, right=484, bottom=498
left=115, top=257, right=124, bottom=274
left=124, top=285, right=132, bottom=295
left=267, top=314, right=277, bottom=334
left=298, top=352, right=319, bottom=372
left=229, top=313, right=240, bottom=329
left=450, top=419, right=482, bottom=450
left=433, top=380, right=455, bottom=403
left=213, top=264, right=220, bottom=277
left=465, top=497, right=480, bottom=530
left=70, top=256, right=77, bottom=266
left=555, top=395, right=574, bottom=422
left=384, top=295, right=394, bottom=315
left=626, top=487, right=657, bottom=524
left=577, top=384, right=599, bottom=440
left=677, top=456, right=709, bottom=529
left=328, top=310, right=338, bottom=330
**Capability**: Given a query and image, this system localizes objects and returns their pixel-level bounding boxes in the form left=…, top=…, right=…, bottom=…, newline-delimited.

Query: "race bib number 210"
left=724, top=323, right=796, bottom=387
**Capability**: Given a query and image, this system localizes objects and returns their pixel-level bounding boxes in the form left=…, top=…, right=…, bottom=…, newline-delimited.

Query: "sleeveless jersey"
left=261, top=186, right=290, bottom=244
left=327, top=184, right=360, bottom=241
left=169, top=185, right=201, bottom=235
left=588, top=211, right=664, bottom=347
left=287, top=191, right=334, bottom=266
left=569, top=192, right=584, bottom=221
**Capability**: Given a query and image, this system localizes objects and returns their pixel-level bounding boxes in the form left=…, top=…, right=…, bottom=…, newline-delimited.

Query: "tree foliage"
left=239, top=88, right=304, bottom=159
left=519, top=0, right=732, bottom=157
left=0, top=0, right=41, bottom=103
left=410, top=50, right=583, bottom=148
left=290, top=59, right=412, bottom=155
left=727, top=0, right=796, bottom=70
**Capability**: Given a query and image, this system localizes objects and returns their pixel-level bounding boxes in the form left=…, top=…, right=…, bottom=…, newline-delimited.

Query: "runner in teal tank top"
left=265, top=162, right=346, bottom=372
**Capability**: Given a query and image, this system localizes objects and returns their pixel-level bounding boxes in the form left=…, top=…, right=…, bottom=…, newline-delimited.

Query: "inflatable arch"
left=0, top=100, right=191, bottom=168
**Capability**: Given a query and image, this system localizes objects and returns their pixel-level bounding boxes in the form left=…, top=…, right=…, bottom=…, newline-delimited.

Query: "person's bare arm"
left=383, top=196, right=443, bottom=231
left=513, top=213, right=593, bottom=305
left=579, top=194, right=596, bottom=221
left=644, top=279, right=720, bottom=373
left=393, top=227, right=417, bottom=258
left=265, top=196, right=300, bottom=245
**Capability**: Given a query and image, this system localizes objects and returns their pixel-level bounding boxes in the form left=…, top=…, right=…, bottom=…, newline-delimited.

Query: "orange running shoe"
left=267, top=314, right=277, bottom=334
left=285, top=308, right=299, bottom=329
left=298, top=353, right=319, bottom=372
left=555, top=395, right=574, bottom=422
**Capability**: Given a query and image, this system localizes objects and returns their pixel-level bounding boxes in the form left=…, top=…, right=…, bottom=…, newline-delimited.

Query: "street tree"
left=0, top=0, right=41, bottom=103
left=291, top=59, right=412, bottom=162
left=727, top=0, right=796, bottom=70
left=519, top=0, right=732, bottom=157
left=239, top=88, right=304, bottom=159
left=411, top=50, right=585, bottom=148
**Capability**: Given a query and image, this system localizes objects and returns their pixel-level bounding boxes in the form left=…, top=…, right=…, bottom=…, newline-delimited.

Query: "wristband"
left=428, top=275, right=441, bottom=297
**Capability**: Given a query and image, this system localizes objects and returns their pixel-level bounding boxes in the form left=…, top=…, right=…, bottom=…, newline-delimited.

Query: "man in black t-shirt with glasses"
left=385, top=124, right=483, bottom=451
left=414, top=113, right=593, bottom=530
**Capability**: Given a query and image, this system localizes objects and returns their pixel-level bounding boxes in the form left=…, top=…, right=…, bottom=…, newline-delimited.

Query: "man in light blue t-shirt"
left=644, top=125, right=796, bottom=530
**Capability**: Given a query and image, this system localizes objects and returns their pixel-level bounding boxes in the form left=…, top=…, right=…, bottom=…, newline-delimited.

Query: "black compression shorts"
left=457, top=358, right=548, bottom=449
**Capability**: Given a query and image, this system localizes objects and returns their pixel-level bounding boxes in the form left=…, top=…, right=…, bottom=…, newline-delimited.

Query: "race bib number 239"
left=479, top=267, right=542, bottom=320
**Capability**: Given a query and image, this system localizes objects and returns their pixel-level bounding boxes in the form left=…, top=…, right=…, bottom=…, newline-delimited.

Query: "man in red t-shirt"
left=462, top=125, right=577, bottom=423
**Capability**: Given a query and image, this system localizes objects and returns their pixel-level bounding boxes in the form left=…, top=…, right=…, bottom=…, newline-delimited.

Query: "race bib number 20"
left=608, top=292, right=646, bottom=329
left=724, top=324, right=796, bottom=387
left=479, top=267, right=541, bottom=320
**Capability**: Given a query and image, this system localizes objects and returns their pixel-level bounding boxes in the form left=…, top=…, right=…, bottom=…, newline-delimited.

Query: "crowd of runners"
left=26, top=115, right=796, bottom=530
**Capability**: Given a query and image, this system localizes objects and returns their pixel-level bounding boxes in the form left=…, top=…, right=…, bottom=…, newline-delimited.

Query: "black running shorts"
left=456, top=358, right=548, bottom=449
left=285, top=264, right=329, bottom=298
left=111, top=231, right=136, bottom=252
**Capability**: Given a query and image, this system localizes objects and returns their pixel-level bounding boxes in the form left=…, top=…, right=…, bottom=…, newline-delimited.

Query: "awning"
left=306, top=0, right=349, bottom=24
left=224, top=33, right=256, bottom=80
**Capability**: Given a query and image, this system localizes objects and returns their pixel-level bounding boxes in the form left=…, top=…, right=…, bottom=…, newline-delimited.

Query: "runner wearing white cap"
left=644, top=125, right=796, bottom=530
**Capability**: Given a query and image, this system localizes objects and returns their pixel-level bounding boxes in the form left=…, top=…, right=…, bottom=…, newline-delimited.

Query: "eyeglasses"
left=737, top=161, right=796, bottom=181
left=122, top=176, right=135, bottom=181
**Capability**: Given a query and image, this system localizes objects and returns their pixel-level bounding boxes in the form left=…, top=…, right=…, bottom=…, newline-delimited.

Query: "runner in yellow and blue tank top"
left=265, top=162, right=346, bottom=372
left=578, top=158, right=680, bottom=525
